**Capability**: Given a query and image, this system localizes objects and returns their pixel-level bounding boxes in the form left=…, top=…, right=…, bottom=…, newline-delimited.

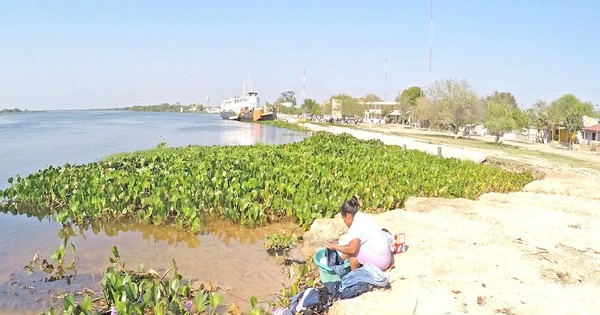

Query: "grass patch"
left=408, top=134, right=600, bottom=172
left=349, top=124, right=600, bottom=173
left=258, top=120, right=310, bottom=132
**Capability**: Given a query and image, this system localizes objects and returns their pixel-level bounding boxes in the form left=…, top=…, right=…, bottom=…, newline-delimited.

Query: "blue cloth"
left=326, top=248, right=349, bottom=278
left=286, top=287, right=322, bottom=314
left=323, top=281, right=341, bottom=300
left=340, top=262, right=390, bottom=291
left=340, top=282, right=373, bottom=299
left=301, top=288, right=320, bottom=309
left=287, top=291, right=303, bottom=314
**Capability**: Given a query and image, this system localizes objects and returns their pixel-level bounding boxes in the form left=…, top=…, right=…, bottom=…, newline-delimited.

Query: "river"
left=0, top=110, right=308, bottom=314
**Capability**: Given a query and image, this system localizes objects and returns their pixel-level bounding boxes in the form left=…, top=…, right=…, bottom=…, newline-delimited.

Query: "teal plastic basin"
left=313, top=247, right=350, bottom=283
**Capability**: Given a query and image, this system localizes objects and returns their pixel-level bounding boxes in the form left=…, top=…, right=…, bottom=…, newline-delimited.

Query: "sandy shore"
left=299, top=124, right=600, bottom=315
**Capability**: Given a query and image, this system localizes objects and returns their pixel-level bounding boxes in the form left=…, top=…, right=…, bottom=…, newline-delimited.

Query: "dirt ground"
left=300, top=124, right=600, bottom=315
left=361, top=123, right=600, bottom=175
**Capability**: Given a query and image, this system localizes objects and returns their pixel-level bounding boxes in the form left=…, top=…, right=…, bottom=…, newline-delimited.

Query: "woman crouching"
left=327, top=196, right=392, bottom=271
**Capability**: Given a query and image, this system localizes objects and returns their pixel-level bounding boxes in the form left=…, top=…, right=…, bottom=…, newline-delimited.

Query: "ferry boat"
left=220, top=80, right=275, bottom=121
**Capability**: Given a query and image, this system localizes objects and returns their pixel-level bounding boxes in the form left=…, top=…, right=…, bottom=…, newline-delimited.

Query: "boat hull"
left=221, top=109, right=276, bottom=122
left=259, top=112, right=276, bottom=121
left=220, top=111, right=239, bottom=120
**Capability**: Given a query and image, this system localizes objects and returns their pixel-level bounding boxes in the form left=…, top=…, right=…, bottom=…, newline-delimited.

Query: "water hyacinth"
left=39, top=246, right=224, bottom=314
left=0, top=132, right=534, bottom=231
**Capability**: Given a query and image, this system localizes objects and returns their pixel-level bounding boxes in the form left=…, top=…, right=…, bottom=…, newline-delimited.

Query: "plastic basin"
left=313, top=247, right=350, bottom=283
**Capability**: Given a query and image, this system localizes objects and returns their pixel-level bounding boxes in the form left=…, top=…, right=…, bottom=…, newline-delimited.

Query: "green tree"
left=548, top=94, right=594, bottom=141
left=278, top=105, right=301, bottom=115
left=395, top=86, right=423, bottom=124
left=277, top=91, right=297, bottom=106
left=528, top=100, right=551, bottom=143
left=549, top=94, right=594, bottom=122
left=412, top=96, right=439, bottom=128
left=485, top=91, right=518, bottom=111
left=564, top=110, right=584, bottom=149
left=332, top=94, right=364, bottom=118
left=512, top=108, right=530, bottom=130
left=264, top=101, right=274, bottom=113
left=361, top=93, right=382, bottom=103
left=483, top=91, right=529, bottom=143
left=427, top=79, right=482, bottom=135
left=300, top=98, right=320, bottom=115
left=484, top=103, right=517, bottom=143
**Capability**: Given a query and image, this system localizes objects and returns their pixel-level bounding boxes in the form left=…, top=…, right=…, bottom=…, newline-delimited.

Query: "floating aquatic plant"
left=0, top=132, right=533, bottom=231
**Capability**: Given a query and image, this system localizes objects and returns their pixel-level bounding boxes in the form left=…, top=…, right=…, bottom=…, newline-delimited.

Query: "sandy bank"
left=294, top=124, right=600, bottom=314
left=303, top=170, right=600, bottom=314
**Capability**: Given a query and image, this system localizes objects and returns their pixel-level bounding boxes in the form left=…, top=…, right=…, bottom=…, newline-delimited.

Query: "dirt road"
left=358, top=123, right=600, bottom=176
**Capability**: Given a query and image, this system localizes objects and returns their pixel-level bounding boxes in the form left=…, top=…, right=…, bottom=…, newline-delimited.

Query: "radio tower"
left=384, top=57, right=388, bottom=101
left=429, top=0, right=434, bottom=87
left=301, top=68, right=306, bottom=106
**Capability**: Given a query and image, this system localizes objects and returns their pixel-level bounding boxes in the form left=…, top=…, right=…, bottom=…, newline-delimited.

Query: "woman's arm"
left=327, top=238, right=361, bottom=256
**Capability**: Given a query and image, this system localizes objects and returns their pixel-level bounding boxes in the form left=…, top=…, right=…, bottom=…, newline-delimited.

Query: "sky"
left=1, top=1, right=599, bottom=110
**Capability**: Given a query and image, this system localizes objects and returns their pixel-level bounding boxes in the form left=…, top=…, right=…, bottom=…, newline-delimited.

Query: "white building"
left=361, top=101, right=396, bottom=122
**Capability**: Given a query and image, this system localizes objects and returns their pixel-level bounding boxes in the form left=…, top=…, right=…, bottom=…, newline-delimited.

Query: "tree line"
left=279, top=78, right=599, bottom=147
left=126, top=102, right=205, bottom=112
left=1, top=108, right=24, bottom=113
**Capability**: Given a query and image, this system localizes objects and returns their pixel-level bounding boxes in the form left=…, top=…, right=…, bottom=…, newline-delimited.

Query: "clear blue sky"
left=1, top=1, right=599, bottom=110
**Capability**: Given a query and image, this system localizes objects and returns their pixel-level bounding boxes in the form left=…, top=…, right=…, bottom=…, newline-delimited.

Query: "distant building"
left=581, top=115, right=600, bottom=144
left=361, top=101, right=396, bottom=122
left=582, top=124, right=600, bottom=143
left=330, top=99, right=343, bottom=119
left=550, top=115, right=600, bottom=144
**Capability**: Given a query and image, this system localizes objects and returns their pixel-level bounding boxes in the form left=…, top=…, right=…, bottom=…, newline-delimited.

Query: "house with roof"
left=548, top=115, right=599, bottom=145
left=578, top=115, right=600, bottom=144
left=582, top=124, right=600, bottom=144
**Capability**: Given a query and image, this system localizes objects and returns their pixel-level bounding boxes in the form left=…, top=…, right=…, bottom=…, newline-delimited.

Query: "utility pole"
left=384, top=57, right=388, bottom=101
left=429, top=0, right=434, bottom=87
left=302, top=68, right=306, bottom=107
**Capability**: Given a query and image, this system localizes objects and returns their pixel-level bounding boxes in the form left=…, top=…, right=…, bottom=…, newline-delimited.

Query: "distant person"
left=327, top=196, right=392, bottom=271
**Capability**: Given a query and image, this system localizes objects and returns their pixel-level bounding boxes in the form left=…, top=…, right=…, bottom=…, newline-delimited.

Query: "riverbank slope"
left=299, top=124, right=600, bottom=315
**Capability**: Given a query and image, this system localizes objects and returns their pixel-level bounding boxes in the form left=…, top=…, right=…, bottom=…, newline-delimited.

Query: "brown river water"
left=0, top=213, right=302, bottom=314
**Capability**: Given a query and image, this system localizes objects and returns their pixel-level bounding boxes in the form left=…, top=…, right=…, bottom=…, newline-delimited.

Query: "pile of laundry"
left=273, top=249, right=390, bottom=315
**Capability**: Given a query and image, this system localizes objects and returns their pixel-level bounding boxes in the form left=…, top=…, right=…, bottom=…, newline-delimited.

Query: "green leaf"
left=63, top=295, right=76, bottom=309
left=250, top=296, right=258, bottom=307
left=81, top=295, right=92, bottom=311
left=115, top=301, right=127, bottom=312
left=209, top=293, right=223, bottom=308
left=155, top=302, right=165, bottom=315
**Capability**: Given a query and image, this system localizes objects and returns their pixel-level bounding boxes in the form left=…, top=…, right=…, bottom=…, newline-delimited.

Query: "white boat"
left=220, top=80, right=275, bottom=121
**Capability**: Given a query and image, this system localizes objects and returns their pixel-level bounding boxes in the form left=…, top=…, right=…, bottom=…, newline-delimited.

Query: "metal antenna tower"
left=429, top=0, right=434, bottom=87
left=302, top=68, right=306, bottom=105
left=384, top=57, right=388, bottom=101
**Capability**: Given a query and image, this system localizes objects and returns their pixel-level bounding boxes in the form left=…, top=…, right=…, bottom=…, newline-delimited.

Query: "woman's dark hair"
left=340, top=195, right=360, bottom=216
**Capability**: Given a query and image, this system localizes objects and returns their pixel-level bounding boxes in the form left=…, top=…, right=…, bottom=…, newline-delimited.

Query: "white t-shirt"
left=347, top=212, right=389, bottom=255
